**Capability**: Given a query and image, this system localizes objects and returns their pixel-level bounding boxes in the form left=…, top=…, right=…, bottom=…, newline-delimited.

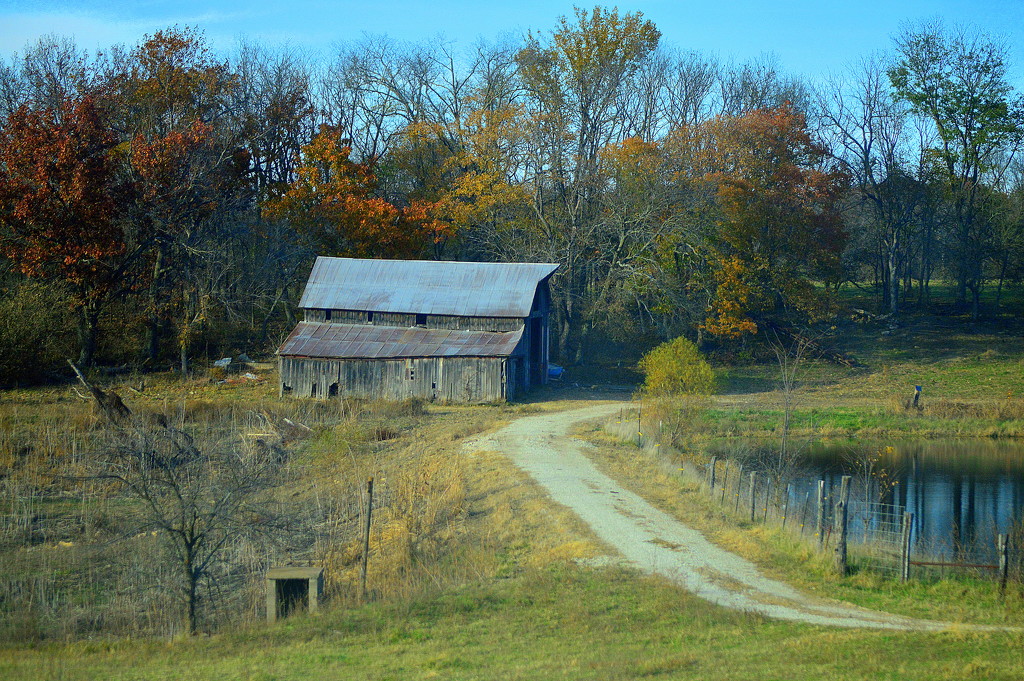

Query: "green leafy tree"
left=890, top=20, right=1024, bottom=317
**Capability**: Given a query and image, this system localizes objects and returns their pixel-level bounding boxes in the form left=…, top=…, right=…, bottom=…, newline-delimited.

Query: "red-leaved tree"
left=0, top=97, right=142, bottom=365
left=698, top=103, right=848, bottom=337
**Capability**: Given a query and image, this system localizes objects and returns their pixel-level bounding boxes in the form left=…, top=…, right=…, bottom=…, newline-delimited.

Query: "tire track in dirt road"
left=469, top=402, right=1013, bottom=632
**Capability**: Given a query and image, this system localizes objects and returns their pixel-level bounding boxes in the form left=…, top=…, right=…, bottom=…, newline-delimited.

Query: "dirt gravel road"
left=470, top=402, right=1008, bottom=632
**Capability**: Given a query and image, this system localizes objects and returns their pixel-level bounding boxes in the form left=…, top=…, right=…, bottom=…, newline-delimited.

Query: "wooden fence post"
left=720, top=462, right=729, bottom=504
left=708, top=455, right=717, bottom=492
left=839, top=475, right=851, bottom=506
left=763, top=478, right=771, bottom=523
left=900, top=512, right=913, bottom=583
left=999, top=533, right=1009, bottom=596
left=734, top=464, right=743, bottom=513
left=816, top=480, right=826, bottom=549
left=637, top=401, right=642, bottom=447
left=749, top=471, right=757, bottom=523
left=361, top=477, right=374, bottom=600
left=834, top=500, right=848, bottom=576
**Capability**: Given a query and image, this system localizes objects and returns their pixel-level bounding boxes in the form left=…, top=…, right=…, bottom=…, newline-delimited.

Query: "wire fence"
left=847, top=501, right=905, bottom=575
left=604, top=418, right=1015, bottom=586
left=706, top=457, right=1011, bottom=584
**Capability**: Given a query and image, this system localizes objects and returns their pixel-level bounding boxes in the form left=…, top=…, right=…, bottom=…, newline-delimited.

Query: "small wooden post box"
left=266, top=566, right=323, bottom=622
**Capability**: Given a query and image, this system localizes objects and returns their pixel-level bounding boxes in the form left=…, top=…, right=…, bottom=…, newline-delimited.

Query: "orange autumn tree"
left=0, top=97, right=141, bottom=366
left=384, top=105, right=528, bottom=258
left=264, top=127, right=441, bottom=258
left=696, top=103, right=848, bottom=337
left=432, top=105, right=531, bottom=251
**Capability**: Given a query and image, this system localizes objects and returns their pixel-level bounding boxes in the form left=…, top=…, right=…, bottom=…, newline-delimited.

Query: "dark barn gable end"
left=277, top=257, right=559, bottom=403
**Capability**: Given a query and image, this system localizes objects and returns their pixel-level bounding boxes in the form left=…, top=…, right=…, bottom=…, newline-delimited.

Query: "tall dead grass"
left=0, top=382, right=376, bottom=640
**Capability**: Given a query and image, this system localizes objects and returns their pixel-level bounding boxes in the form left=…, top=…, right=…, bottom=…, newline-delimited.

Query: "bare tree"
left=93, top=422, right=289, bottom=634
left=762, top=328, right=816, bottom=490
left=819, top=54, right=923, bottom=316
left=717, top=54, right=811, bottom=117
left=663, top=49, right=718, bottom=128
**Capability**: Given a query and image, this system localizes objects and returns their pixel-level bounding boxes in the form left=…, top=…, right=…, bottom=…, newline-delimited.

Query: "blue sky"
left=2, top=0, right=1022, bottom=85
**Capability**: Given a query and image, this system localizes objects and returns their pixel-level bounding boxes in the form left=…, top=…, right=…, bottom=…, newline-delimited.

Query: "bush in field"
left=638, top=336, right=715, bottom=398
left=638, top=337, right=715, bottom=445
left=0, top=281, right=75, bottom=384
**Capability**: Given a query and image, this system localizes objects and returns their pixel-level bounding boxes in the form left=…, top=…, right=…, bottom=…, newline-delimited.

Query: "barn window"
left=407, top=367, right=415, bottom=380
left=310, top=382, right=317, bottom=397
left=366, top=311, right=374, bottom=323
left=415, top=313, right=427, bottom=326
left=325, top=309, right=332, bottom=321
left=328, top=383, right=338, bottom=397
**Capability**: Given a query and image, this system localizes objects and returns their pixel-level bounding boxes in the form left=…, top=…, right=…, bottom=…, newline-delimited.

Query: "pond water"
left=707, top=439, right=1024, bottom=564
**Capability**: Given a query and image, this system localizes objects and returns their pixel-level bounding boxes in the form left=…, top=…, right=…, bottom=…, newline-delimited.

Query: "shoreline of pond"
left=699, top=435, right=1024, bottom=564
left=695, top=400, right=1024, bottom=440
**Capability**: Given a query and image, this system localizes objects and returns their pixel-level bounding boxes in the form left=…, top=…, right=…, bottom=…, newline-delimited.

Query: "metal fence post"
left=816, top=480, right=826, bottom=549
left=361, top=477, right=374, bottom=600
left=999, top=533, right=1009, bottom=596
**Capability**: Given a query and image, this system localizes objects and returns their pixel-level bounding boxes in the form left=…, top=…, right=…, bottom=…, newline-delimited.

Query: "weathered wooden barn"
left=277, top=257, right=559, bottom=403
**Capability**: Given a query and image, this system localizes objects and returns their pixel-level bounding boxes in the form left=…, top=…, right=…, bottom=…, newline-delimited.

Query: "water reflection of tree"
left=843, top=445, right=900, bottom=506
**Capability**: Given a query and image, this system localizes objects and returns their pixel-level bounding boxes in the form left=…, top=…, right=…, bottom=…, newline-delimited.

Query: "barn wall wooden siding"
left=303, top=309, right=523, bottom=332
left=279, top=355, right=521, bottom=403
left=287, top=291, right=549, bottom=401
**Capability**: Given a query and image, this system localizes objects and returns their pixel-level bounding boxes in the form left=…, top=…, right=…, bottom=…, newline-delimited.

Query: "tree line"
left=1, top=9, right=1022, bottom=381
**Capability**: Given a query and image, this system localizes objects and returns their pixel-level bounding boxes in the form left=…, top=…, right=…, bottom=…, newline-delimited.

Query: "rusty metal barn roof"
left=298, top=257, right=559, bottom=318
left=277, top=322, right=524, bottom=359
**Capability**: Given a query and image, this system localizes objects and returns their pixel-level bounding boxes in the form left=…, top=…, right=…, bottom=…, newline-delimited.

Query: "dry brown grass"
left=314, top=398, right=608, bottom=605
left=0, top=373, right=617, bottom=639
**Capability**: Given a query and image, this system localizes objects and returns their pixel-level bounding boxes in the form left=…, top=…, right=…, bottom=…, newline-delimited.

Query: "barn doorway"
left=529, top=318, right=544, bottom=385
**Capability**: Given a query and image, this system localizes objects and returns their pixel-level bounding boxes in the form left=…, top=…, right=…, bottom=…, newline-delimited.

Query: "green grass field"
left=3, top=566, right=1023, bottom=681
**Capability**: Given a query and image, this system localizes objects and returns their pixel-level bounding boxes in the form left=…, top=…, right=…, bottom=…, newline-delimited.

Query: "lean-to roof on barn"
left=298, top=257, right=559, bottom=318
left=277, top=322, right=524, bottom=359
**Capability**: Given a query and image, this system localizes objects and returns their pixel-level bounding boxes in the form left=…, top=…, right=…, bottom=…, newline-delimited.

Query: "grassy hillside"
left=3, top=305, right=1024, bottom=678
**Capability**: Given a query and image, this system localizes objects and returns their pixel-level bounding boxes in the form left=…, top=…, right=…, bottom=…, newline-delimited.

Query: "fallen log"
left=67, top=360, right=133, bottom=425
